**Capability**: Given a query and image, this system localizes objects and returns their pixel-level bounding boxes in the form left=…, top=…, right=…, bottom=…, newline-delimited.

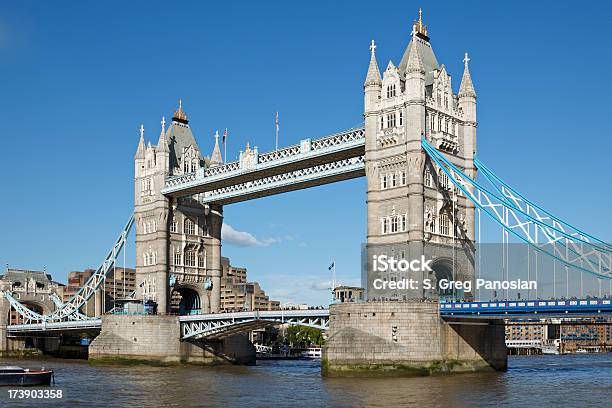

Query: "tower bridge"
left=1, top=9, right=610, bottom=373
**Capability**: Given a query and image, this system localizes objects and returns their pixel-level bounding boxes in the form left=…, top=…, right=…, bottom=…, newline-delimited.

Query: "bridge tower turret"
left=134, top=118, right=172, bottom=314
left=364, top=10, right=476, bottom=300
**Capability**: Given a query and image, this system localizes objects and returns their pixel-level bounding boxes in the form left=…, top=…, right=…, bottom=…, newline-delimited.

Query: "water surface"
left=1, top=354, right=611, bottom=407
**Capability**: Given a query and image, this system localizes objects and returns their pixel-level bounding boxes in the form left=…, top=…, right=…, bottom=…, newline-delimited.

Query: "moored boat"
left=0, top=366, right=54, bottom=386
left=301, top=347, right=322, bottom=359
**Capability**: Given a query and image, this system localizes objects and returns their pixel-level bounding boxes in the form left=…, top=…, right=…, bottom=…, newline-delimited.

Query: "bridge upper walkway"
left=161, top=128, right=365, bottom=203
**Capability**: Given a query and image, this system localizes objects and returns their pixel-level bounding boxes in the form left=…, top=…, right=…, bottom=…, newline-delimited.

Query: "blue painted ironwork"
left=422, top=137, right=611, bottom=280
left=2, top=214, right=135, bottom=323
left=440, top=298, right=612, bottom=317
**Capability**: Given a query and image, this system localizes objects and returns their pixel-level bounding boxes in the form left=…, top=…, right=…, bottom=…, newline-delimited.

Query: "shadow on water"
left=1, top=355, right=611, bottom=407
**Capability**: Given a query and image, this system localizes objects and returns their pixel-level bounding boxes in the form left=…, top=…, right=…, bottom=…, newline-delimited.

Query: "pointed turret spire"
left=404, top=30, right=425, bottom=75
left=364, top=40, right=382, bottom=87
left=157, top=116, right=169, bottom=152
left=135, top=124, right=145, bottom=159
left=458, top=52, right=476, bottom=98
left=209, top=130, right=223, bottom=167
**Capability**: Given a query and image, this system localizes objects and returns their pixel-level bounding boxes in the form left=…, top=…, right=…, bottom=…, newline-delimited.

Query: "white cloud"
left=221, top=223, right=279, bottom=247
left=298, top=242, right=308, bottom=248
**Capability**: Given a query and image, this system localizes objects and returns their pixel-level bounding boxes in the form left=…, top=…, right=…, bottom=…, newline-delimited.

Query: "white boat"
left=575, top=348, right=588, bottom=354
left=541, top=345, right=560, bottom=355
left=301, top=347, right=322, bottom=359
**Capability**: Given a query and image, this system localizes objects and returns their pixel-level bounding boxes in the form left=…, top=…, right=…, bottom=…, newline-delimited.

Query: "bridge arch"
left=429, top=258, right=463, bottom=301
left=171, top=283, right=208, bottom=315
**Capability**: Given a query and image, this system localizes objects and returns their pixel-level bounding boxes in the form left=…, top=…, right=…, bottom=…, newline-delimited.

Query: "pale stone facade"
left=364, top=11, right=476, bottom=300
left=134, top=103, right=224, bottom=313
left=323, top=302, right=507, bottom=376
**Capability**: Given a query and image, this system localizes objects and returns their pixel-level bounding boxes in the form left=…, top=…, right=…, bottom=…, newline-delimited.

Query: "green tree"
left=286, top=326, right=325, bottom=347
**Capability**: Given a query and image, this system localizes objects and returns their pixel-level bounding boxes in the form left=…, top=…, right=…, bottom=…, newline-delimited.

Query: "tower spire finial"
left=459, top=52, right=476, bottom=98
left=135, top=124, right=146, bottom=159
left=413, top=8, right=428, bottom=38
left=364, top=39, right=382, bottom=87
left=172, top=98, right=189, bottom=124
left=161, top=116, right=166, bottom=133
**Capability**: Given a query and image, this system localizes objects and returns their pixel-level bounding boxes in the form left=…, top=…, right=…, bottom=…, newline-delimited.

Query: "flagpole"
left=333, top=260, right=336, bottom=291
left=224, top=129, right=227, bottom=163
left=275, top=112, right=279, bottom=151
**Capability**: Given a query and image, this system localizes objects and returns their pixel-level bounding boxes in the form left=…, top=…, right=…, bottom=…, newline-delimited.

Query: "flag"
left=328, top=262, right=335, bottom=271
left=223, top=128, right=228, bottom=144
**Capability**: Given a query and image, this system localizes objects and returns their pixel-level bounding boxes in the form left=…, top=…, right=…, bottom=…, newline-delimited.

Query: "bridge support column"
left=89, top=314, right=255, bottom=365
left=207, top=204, right=223, bottom=313
left=322, top=301, right=507, bottom=377
left=0, top=295, right=8, bottom=352
left=95, top=288, right=102, bottom=317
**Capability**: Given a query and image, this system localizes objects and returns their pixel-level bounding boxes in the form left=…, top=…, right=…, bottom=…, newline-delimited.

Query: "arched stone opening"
left=430, top=258, right=463, bottom=301
left=171, top=286, right=203, bottom=315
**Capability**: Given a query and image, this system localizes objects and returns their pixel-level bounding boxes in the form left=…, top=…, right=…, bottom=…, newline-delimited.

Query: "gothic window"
left=386, top=84, right=396, bottom=98
left=184, top=218, right=195, bottom=235
left=185, top=251, right=196, bottom=267
left=399, top=110, right=403, bottom=126
left=198, top=254, right=205, bottom=268
left=401, top=214, right=407, bottom=232
left=386, top=113, right=396, bottom=128
left=445, top=119, right=449, bottom=133
left=401, top=171, right=406, bottom=186
left=439, top=170, right=451, bottom=190
left=428, top=215, right=436, bottom=233
left=438, top=116, right=443, bottom=132
left=170, top=219, right=178, bottom=233
left=391, top=216, right=398, bottom=233
left=391, top=173, right=397, bottom=187
left=437, top=91, right=441, bottom=106
left=381, top=218, right=389, bottom=234
left=440, top=213, right=450, bottom=236
left=183, top=160, right=190, bottom=173
left=192, top=160, right=198, bottom=172
left=380, top=116, right=384, bottom=130
left=143, top=250, right=157, bottom=266
left=424, top=167, right=433, bottom=187
left=444, top=93, right=449, bottom=109
left=141, top=178, right=152, bottom=193
left=174, top=252, right=182, bottom=266
left=381, top=175, right=388, bottom=190
left=430, top=113, right=435, bottom=132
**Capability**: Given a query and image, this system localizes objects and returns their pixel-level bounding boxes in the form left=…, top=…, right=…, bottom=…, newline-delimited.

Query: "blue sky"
left=0, top=1, right=610, bottom=305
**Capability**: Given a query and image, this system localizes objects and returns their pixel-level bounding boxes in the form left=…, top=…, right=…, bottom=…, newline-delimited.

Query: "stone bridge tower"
left=364, top=10, right=477, bottom=300
left=134, top=102, right=223, bottom=314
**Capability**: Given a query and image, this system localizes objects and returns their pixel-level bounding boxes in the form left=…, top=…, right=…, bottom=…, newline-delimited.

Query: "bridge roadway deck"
left=440, top=298, right=612, bottom=318
left=6, top=299, right=612, bottom=335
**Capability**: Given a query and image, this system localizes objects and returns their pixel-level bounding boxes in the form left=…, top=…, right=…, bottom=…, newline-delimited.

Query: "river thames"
left=2, top=354, right=611, bottom=407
